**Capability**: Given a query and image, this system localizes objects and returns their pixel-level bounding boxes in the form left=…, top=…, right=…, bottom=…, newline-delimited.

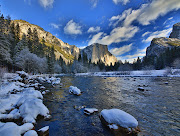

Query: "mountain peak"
left=82, top=43, right=117, bottom=66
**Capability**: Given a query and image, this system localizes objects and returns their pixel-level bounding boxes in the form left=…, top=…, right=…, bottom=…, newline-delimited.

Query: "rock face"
left=169, top=22, right=180, bottom=39
left=13, top=20, right=80, bottom=64
left=12, top=20, right=118, bottom=66
left=146, top=22, right=180, bottom=58
left=146, top=37, right=180, bottom=57
left=82, top=43, right=117, bottom=66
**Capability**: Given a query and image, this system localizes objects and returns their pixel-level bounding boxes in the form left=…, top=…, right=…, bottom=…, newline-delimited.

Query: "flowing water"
left=35, top=76, right=180, bottom=136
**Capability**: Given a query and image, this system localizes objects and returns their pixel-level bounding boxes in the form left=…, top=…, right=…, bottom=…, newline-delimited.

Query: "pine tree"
left=15, top=23, right=20, bottom=42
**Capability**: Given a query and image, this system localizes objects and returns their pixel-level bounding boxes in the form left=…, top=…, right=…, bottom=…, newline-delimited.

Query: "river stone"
left=99, top=109, right=140, bottom=136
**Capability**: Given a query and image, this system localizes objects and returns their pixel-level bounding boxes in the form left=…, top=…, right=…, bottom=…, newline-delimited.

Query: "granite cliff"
left=82, top=43, right=117, bottom=66
left=146, top=22, right=180, bottom=57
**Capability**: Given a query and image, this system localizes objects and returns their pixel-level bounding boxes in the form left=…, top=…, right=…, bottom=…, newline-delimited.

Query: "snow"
left=75, top=69, right=180, bottom=77
left=108, top=124, right=119, bottom=130
left=16, top=71, right=28, bottom=77
left=100, top=109, right=138, bottom=129
left=69, top=86, right=81, bottom=95
left=0, top=122, right=34, bottom=136
left=0, top=94, right=21, bottom=113
left=0, top=109, right=20, bottom=120
left=24, top=130, right=38, bottom=136
left=38, top=126, right=49, bottom=132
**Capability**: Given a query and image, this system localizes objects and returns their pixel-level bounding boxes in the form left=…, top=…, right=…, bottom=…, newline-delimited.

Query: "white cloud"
left=118, top=47, right=146, bottom=63
left=110, top=44, right=133, bottom=56
left=38, top=0, right=54, bottom=8
left=113, top=0, right=130, bottom=5
left=163, top=17, right=173, bottom=25
left=143, top=28, right=172, bottom=43
left=88, top=32, right=104, bottom=45
left=137, top=0, right=180, bottom=25
left=64, top=20, right=82, bottom=35
left=24, top=0, right=31, bottom=5
left=87, top=26, right=101, bottom=33
left=88, top=25, right=139, bottom=45
left=79, top=46, right=87, bottom=49
left=110, top=0, right=180, bottom=27
left=50, top=23, right=60, bottom=29
left=89, top=0, right=180, bottom=46
left=142, top=31, right=151, bottom=37
left=109, top=8, right=132, bottom=27
left=90, top=0, right=98, bottom=8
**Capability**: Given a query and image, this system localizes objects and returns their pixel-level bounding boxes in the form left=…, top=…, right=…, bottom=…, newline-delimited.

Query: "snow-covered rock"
left=69, top=86, right=81, bottom=96
left=37, top=126, right=49, bottom=136
left=24, top=130, right=38, bottom=136
left=16, top=71, right=28, bottom=78
left=100, top=109, right=139, bottom=135
left=0, top=122, right=34, bottom=136
left=52, top=78, right=61, bottom=85
left=19, top=98, right=49, bottom=123
left=84, top=108, right=98, bottom=115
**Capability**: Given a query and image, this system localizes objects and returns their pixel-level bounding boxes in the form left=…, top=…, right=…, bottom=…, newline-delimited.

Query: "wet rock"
left=40, top=86, right=46, bottom=91
left=84, top=108, right=98, bottom=115
left=44, top=115, right=52, bottom=121
left=37, top=126, right=49, bottom=136
left=138, top=87, right=145, bottom=91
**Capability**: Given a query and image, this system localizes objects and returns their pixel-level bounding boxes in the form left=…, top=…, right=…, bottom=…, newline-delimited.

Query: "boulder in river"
left=84, top=108, right=98, bottom=115
left=69, top=86, right=81, bottom=96
left=100, top=109, right=140, bottom=136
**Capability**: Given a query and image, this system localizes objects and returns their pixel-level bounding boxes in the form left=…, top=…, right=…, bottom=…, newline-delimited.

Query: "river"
left=35, top=76, right=180, bottom=136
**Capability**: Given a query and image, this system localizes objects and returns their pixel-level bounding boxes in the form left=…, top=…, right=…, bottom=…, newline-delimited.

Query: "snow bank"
left=0, top=94, right=21, bottom=113
left=24, top=130, right=38, bottom=136
left=75, top=69, right=180, bottom=77
left=69, top=86, right=81, bottom=95
left=100, top=109, right=138, bottom=129
left=0, top=122, right=34, bottom=136
left=0, top=109, right=20, bottom=120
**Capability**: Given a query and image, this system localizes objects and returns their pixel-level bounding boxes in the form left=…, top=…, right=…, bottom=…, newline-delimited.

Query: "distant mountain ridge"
left=13, top=20, right=80, bottom=64
left=13, top=20, right=117, bottom=66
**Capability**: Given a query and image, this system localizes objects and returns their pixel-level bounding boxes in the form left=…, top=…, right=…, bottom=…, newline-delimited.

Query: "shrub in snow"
left=100, top=109, right=140, bottom=135
left=15, top=48, right=47, bottom=73
left=69, top=86, right=81, bottom=96
left=0, top=122, right=34, bottom=136
left=24, top=130, right=38, bottom=136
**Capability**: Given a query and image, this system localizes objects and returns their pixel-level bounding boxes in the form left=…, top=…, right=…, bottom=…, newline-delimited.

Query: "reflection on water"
left=36, top=76, right=180, bottom=136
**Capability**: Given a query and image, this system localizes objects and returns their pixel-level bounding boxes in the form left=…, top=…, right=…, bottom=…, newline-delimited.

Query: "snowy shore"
left=75, top=69, right=180, bottom=77
left=0, top=71, right=61, bottom=136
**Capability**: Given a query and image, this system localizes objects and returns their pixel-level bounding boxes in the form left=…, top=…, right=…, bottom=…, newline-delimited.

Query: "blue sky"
left=1, top=0, right=180, bottom=62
